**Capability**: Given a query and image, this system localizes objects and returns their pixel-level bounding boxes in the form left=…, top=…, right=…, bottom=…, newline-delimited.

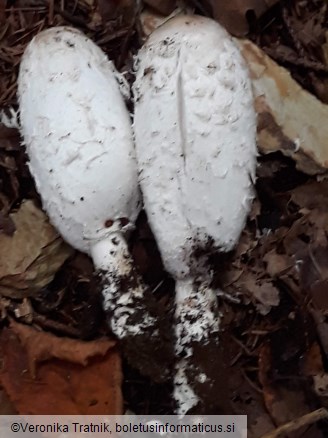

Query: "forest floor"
left=1, top=1, right=328, bottom=437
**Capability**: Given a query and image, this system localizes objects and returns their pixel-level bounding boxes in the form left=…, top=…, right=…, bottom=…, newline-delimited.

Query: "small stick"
left=261, top=408, right=328, bottom=438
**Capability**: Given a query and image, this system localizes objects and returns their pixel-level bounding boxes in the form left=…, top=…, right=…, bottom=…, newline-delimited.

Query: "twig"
left=261, top=408, right=328, bottom=438
left=232, top=335, right=257, bottom=357
left=242, top=369, right=263, bottom=394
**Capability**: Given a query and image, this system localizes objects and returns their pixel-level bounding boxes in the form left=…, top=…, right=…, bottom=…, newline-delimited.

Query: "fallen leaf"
left=143, top=0, right=176, bottom=16
left=237, top=39, right=328, bottom=176
left=313, top=374, right=328, bottom=403
left=0, top=211, right=15, bottom=235
left=241, top=274, right=280, bottom=315
left=0, top=321, right=122, bottom=414
left=230, top=358, right=275, bottom=438
left=140, top=7, right=171, bottom=37
left=139, top=6, right=190, bottom=38
left=259, top=343, right=324, bottom=437
left=302, top=343, right=324, bottom=377
left=0, top=200, right=74, bottom=298
left=210, top=0, right=278, bottom=36
left=10, top=320, right=115, bottom=375
left=263, top=250, right=293, bottom=277
left=0, top=389, right=17, bottom=415
left=290, top=181, right=328, bottom=213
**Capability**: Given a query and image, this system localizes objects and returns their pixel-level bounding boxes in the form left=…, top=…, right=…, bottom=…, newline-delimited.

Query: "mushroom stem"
left=91, top=232, right=173, bottom=381
left=91, top=231, right=156, bottom=337
left=174, top=278, right=220, bottom=414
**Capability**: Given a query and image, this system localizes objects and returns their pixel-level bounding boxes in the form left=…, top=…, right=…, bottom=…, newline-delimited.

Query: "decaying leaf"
left=263, top=250, right=293, bottom=277
left=238, top=38, right=328, bottom=176
left=0, top=211, right=15, bottom=236
left=143, top=0, right=176, bottom=16
left=10, top=320, right=115, bottom=375
left=0, top=389, right=16, bottom=415
left=140, top=7, right=173, bottom=37
left=240, top=275, right=280, bottom=315
left=0, top=200, right=74, bottom=298
left=0, top=321, right=122, bottom=414
left=229, top=350, right=275, bottom=438
left=210, top=0, right=278, bottom=36
left=259, top=343, right=325, bottom=437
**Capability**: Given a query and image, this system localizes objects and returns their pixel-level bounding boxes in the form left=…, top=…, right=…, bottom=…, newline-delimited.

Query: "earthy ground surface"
left=2, top=1, right=328, bottom=437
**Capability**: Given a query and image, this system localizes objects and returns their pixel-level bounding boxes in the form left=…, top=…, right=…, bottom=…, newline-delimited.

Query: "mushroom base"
left=97, top=269, right=175, bottom=383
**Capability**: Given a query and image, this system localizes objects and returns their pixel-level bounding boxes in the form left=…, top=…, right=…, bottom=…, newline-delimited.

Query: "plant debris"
left=0, top=200, right=73, bottom=298
left=2, top=1, right=328, bottom=437
left=208, top=0, right=279, bottom=36
left=238, top=38, right=328, bottom=176
left=0, top=320, right=122, bottom=414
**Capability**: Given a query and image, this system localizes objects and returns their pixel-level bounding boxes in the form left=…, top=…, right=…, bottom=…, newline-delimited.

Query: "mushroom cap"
left=18, top=27, right=140, bottom=254
left=133, top=15, right=257, bottom=279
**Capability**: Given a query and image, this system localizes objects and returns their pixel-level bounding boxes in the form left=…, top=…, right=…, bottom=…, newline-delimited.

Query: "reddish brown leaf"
left=0, top=322, right=122, bottom=414
left=302, top=342, right=324, bottom=377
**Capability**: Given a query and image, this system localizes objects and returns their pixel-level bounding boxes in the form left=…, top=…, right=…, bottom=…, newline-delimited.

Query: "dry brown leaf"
left=290, top=181, right=328, bottom=213
left=263, top=250, right=293, bottom=277
left=282, top=218, right=310, bottom=257
left=298, top=246, right=328, bottom=291
left=238, top=39, right=328, bottom=176
left=313, top=374, right=328, bottom=401
left=210, top=0, right=278, bottom=36
left=10, top=320, right=116, bottom=375
left=0, top=389, right=17, bottom=415
left=259, top=343, right=324, bottom=437
left=0, top=321, right=122, bottom=414
left=143, top=0, right=176, bottom=16
left=0, top=200, right=73, bottom=298
left=140, top=7, right=172, bottom=37
left=302, top=343, right=324, bottom=377
left=244, top=277, right=280, bottom=315
left=229, top=358, right=275, bottom=437
left=0, top=211, right=15, bottom=235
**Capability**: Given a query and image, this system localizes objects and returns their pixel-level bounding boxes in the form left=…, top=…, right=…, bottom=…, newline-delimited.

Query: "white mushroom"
left=18, top=26, right=172, bottom=380
left=133, top=15, right=257, bottom=413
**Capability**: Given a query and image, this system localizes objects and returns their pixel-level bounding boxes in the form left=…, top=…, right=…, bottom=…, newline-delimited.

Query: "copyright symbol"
left=11, top=423, right=20, bottom=433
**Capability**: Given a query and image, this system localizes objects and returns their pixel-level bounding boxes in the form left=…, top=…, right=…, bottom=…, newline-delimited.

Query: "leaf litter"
left=2, top=0, right=328, bottom=436
left=0, top=320, right=122, bottom=414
